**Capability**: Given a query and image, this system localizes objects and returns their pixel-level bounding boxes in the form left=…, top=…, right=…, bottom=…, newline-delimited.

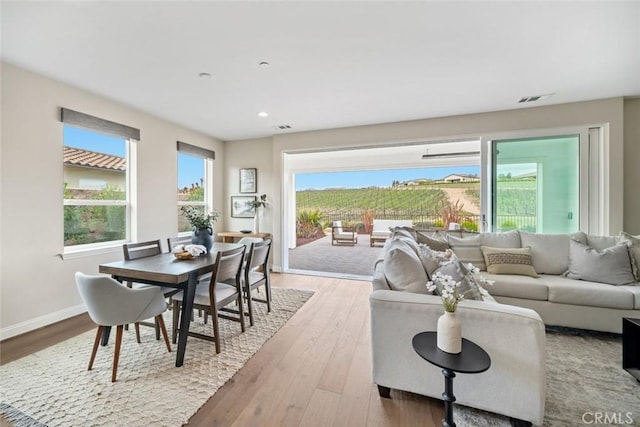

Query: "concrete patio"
left=288, top=234, right=384, bottom=279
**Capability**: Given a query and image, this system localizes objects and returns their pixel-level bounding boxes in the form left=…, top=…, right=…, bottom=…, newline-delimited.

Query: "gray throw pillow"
left=417, top=244, right=452, bottom=279
left=619, top=232, right=640, bottom=282
left=383, top=238, right=429, bottom=294
left=566, top=239, right=636, bottom=285
left=432, top=255, right=485, bottom=301
left=416, top=231, right=450, bottom=252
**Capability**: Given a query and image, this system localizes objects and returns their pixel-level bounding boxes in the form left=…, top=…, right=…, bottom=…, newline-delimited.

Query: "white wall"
left=624, top=98, right=640, bottom=234
left=0, top=63, right=225, bottom=339
left=223, top=137, right=274, bottom=234
left=263, top=98, right=626, bottom=270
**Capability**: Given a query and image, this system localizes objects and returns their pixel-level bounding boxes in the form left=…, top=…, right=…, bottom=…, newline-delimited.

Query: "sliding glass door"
left=491, top=135, right=581, bottom=233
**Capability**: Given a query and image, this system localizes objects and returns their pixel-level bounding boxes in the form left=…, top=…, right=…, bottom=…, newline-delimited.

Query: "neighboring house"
left=63, top=146, right=125, bottom=190
left=442, top=173, right=479, bottom=183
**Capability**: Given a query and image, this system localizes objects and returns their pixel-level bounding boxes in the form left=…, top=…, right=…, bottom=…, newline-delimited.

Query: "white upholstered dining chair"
left=75, top=272, right=171, bottom=382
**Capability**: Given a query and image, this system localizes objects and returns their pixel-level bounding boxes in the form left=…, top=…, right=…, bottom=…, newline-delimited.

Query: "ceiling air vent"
left=272, top=125, right=292, bottom=130
left=518, top=93, right=555, bottom=103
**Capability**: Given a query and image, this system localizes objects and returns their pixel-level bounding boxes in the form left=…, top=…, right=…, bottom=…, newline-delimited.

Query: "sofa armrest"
left=370, top=290, right=546, bottom=425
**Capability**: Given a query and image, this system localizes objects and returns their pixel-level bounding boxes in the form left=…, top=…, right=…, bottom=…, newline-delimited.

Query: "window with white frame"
left=62, top=108, right=138, bottom=248
left=177, top=141, right=215, bottom=233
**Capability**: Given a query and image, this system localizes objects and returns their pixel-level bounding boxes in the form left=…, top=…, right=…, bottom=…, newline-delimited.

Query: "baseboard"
left=0, top=303, right=86, bottom=341
left=272, top=265, right=283, bottom=273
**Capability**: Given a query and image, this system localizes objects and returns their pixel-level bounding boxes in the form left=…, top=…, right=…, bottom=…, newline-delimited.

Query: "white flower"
left=426, top=281, right=437, bottom=293
left=466, top=263, right=480, bottom=274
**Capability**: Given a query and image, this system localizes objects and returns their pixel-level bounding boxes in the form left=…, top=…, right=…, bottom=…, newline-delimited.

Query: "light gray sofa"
left=370, top=228, right=640, bottom=426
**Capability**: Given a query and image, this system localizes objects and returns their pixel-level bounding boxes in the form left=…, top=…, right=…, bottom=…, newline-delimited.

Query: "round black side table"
left=412, top=331, right=491, bottom=427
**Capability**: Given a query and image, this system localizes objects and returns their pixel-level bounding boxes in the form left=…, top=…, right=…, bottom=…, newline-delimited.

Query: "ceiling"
left=2, top=2, right=639, bottom=142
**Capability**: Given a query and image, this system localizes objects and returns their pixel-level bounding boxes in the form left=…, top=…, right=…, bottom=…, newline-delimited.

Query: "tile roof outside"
left=63, top=146, right=125, bottom=171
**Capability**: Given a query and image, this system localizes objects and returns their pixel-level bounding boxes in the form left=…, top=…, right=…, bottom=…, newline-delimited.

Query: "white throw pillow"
left=566, top=239, right=636, bottom=285
left=448, top=230, right=521, bottom=271
left=383, top=239, right=429, bottom=294
left=519, top=232, right=571, bottom=275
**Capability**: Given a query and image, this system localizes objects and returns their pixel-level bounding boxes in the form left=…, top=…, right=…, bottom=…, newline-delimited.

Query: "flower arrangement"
left=180, top=206, right=221, bottom=229
left=427, top=263, right=493, bottom=312
left=251, top=194, right=268, bottom=209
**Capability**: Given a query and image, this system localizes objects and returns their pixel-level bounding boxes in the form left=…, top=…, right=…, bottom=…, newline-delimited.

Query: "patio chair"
left=331, top=220, right=357, bottom=246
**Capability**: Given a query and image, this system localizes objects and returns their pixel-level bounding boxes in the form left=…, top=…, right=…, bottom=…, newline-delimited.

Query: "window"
left=177, top=142, right=215, bottom=232
left=62, top=108, right=139, bottom=249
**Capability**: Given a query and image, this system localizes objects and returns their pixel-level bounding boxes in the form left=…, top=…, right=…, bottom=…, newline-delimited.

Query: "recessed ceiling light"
left=259, top=61, right=270, bottom=68
left=198, top=72, right=212, bottom=79
left=257, top=111, right=269, bottom=118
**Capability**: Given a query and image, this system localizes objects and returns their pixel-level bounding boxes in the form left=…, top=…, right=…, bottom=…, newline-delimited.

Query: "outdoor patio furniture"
left=331, top=221, right=358, bottom=246
left=370, top=219, right=413, bottom=246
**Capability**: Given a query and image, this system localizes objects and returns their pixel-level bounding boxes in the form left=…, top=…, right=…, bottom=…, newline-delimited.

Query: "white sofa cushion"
left=480, top=273, right=549, bottom=301
left=566, top=239, right=636, bottom=285
left=448, top=230, right=520, bottom=271
left=519, top=232, right=572, bottom=275
left=383, top=238, right=429, bottom=294
left=542, top=274, right=636, bottom=310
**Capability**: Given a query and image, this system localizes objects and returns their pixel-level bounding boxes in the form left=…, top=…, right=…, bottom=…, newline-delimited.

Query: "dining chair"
left=123, top=239, right=178, bottom=339
left=242, top=239, right=272, bottom=326
left=167, top=235, right=193, bottom=251
left=171, top=246, right=246, bottom=354
left=75, top=272, right=171, bottom=382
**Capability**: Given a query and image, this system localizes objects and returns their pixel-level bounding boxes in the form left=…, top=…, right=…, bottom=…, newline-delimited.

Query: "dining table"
left=98, top=242, right=242, bottom=367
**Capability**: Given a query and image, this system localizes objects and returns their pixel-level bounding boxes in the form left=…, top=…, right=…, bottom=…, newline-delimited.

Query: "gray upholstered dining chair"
left=242, top=239, right=272, bottom=326
left=75, top=272, right=171, bottom=382
left=171, top=245, right=246, bottom=354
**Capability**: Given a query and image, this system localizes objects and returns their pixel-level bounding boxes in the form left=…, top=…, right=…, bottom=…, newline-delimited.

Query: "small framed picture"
left=231, top=196, right=256, bottom=218
left=239, top=168, right=257, bottom=193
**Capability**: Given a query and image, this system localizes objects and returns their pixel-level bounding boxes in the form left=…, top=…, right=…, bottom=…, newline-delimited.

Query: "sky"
left=64, top=125, right=203, bottom=189
left=295, top=166, right=480, bottom=190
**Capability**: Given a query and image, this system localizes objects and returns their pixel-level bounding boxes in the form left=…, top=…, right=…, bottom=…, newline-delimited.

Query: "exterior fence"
left=316, top=210, right=536, bottom=233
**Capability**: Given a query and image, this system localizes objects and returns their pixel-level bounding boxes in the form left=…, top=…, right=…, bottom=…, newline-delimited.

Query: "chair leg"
left=134, top=323, right=141, bottom=343
left=211, top=306, right=221, bottom=354
left=88, top=326, right=103, bottom=371
left=246, top=285, right=255, bottom=327
left=237, top=294, right=246, bottom=333
left=172, top=299, right=180, bottom=344
left=265, top=281, right=272, bottom=313
left=156, top=315, right=172, bottom=353
left=112, top=325, right=124, bottom=382
left=154, top=317, right=160, bottom=340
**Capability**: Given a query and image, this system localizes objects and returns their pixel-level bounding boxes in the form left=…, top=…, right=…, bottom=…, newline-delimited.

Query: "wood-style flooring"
left=0, top=273, right=444, bottom=426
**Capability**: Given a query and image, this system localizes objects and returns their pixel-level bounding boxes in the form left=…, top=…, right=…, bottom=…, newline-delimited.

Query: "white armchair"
left=75, top=272, right=171, bottom=382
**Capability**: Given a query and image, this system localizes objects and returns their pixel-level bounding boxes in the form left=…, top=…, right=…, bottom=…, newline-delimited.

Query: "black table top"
left=412, top=332, right=491, bottom=374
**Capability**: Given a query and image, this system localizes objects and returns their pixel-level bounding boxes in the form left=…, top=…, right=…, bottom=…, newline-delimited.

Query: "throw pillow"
left=447, top=230, right=521, bottom=271
left=480, top=246, right=539, bottom=278
left=519, top=232, right=571, bottom=275
left=383, top=239, right=430, bottom=294
left=390, top=226, right=417, bottom=240
left=619, top=231, right=640, bottom=281
left=566, top=239, right=636, bottom=285
left=417, top=244, right=452, bottom=278
left=431, top=255, right=487, bottom=301
left=416, top=231, right=450, bottom=252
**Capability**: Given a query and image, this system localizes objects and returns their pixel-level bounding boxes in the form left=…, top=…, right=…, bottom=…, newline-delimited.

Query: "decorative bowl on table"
left=240, top=230, right=252, bottom=234
left=174, top=251, right=193, bottom=260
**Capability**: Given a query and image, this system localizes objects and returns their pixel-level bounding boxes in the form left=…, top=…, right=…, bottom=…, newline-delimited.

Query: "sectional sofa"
left=370, top=228, right=640, bottom=425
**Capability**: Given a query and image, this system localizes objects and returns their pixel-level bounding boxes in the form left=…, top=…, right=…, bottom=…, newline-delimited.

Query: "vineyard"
left=296, top=179, right=538, bottom=232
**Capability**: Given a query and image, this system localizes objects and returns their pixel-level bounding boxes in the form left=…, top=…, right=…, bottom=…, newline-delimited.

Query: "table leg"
left=175, top=272, right=198, bottom=367
left=100, top=326, right=111, bottom=346
left=442, top=368, right=456, bottom=427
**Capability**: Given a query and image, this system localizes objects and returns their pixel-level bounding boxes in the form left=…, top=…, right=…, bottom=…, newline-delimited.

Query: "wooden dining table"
left=99, top=242, right=242, bottom=367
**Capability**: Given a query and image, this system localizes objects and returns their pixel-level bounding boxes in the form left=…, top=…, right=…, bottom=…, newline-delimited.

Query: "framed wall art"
left=231, top=196, right=256, bottom=218
left=239, top=168, right=257, bottom=193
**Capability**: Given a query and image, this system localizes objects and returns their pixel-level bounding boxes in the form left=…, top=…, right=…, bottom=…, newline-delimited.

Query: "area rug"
left=454, top=327, right=640, bottom=426
left=0, top=287, right=314, bottom=427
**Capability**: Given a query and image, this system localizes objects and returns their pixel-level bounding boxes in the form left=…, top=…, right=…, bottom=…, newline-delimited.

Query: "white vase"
left=254, top=208, right=262, bottom=233
left=437, top=311, right=462, bottom=354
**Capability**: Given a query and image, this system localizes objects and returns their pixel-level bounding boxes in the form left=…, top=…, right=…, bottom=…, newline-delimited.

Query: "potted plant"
left=180, top=206, right=221, bottom=252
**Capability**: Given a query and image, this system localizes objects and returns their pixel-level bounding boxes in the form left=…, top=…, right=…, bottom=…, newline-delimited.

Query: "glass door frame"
left=480, top=125, right=605, bottom=235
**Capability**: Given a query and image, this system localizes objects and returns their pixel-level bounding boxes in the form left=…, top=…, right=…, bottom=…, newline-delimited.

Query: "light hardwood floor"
left=0, top=273, right=444, bottom=426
